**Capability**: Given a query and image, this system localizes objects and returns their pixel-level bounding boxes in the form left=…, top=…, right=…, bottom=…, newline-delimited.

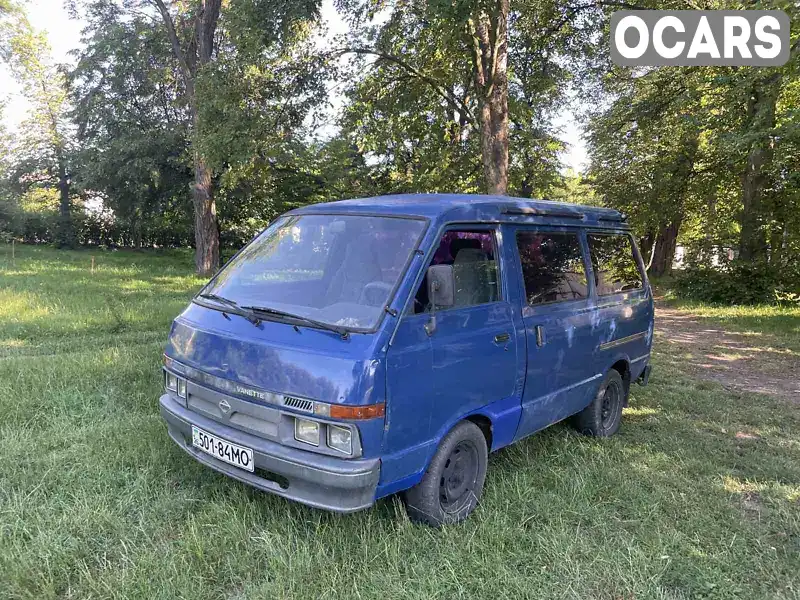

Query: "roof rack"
left=500, top=206, right=585, bottom=220
left=598, top=213, right=628, bottom=223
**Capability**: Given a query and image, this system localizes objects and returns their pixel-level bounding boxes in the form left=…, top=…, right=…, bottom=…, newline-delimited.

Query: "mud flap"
left=636, top=364, right=652, bottom=386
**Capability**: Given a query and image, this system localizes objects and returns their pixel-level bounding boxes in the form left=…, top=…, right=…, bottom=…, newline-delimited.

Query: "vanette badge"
left=234, top=384, right=267, bottom=401
left=218, top=400, right=232, bottom=415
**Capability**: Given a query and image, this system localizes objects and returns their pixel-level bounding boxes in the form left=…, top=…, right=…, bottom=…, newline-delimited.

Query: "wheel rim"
left=438, top=440, right=479, bottom=512
left=600, top=379, right=622, bottom=429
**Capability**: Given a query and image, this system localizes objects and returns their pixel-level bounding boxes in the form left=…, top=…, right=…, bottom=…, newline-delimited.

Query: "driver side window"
left=413, top=229, right=499, bottom=313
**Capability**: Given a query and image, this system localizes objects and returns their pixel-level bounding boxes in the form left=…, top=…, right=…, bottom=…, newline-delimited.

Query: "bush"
left=674, top=261, right=800, bottom=305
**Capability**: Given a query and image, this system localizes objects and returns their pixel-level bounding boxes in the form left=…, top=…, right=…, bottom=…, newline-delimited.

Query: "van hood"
left=164, top=304, right=386, bottom=406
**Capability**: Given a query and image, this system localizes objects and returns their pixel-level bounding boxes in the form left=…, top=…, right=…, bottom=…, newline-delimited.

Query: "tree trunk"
left=739, top=75, right=780, bottom=262
left=153, top=0, right=221, bottom=275
left=193, top=154, right=219, bottom=275
left=648, top=129, right=698, bottom=275
left=131, top=211, right=142, bottom=249
left=479, top=84, right=509, bottom=195
left=769, top=221, right=785, bottom=267
left=639, top=232, right=654, bottom=268
left=520, top=177, right=534, bottom=198
left=648, top=220, right=680, bottom=277
left=469, top=0, right=509, bottom=195
left=55, top=161, right=73, bottom=248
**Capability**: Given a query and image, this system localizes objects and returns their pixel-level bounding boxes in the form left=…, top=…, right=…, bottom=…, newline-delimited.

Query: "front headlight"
left=176, top=377, right=187, bottom=399
left=165, top=372, right=178, bottom=392
left=294, top=418, right=320, bottom=446
left=327, top=424, right=352, bottom=455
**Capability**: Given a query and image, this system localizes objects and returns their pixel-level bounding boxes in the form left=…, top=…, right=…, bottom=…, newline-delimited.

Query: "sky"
left=0, top=0, right=85, bottom=128
left=0, top=0, right=588, bottom=173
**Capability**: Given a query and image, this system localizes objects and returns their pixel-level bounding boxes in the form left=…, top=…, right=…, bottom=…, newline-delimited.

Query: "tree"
left=1, top=12, right=77, bottom=247
left=468, top=0, right=510, bottom=194
left=69, top=0, right=326, bottom=260
left=193, top=0, right=329, bottom=238
left=736, top=68, right=787, bottom=262
left=70, top=4, right=194, bottom=248
left=0, top=101, right=17, bottom=239
left=586, top=0, right=800, bottom=279
left=147, top=0, right=222, bottom=274
left=588, top=67, right=703, bottom=277
left=337, top=0, right=600, bottom=197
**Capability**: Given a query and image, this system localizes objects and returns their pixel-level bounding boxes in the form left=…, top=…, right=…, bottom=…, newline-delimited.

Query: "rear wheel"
left=574, top=369, right=626, bottom=437
left=404, top=421, right=488, bottom=527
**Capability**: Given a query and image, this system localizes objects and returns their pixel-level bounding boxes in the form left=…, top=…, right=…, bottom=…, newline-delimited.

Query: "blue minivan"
left=160, top=194, right=653, bottom=525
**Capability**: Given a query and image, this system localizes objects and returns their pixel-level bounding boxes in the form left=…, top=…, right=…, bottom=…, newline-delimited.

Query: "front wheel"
left=573, top=369, right=626, bottom=437
left=404, top=421, right=488, bottom=527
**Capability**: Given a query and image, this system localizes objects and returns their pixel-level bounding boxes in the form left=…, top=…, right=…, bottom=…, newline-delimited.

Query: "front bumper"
left=159, top=394, right=380, bottom=513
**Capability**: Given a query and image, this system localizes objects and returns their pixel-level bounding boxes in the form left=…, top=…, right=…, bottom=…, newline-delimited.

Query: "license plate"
left=191, top=426, right=254, bottom=472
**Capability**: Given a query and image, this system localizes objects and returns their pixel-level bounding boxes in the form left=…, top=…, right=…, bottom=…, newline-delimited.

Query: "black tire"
left=404, top=420, right=488, bottom=527
left=574, top=369, right=626, bottom=437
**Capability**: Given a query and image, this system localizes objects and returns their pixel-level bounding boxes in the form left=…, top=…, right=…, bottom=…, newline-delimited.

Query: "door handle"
left=535, top=325, right=545, bottom=347
left=494, top=332, right=510, bottom=344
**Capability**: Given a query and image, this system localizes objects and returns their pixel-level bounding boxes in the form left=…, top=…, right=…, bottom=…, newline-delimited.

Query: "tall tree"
left=1, top=12, right=76, bottom=247
left=150, top=0, right=222, bottom=274
left=737, top=69, right=786, bottom=262
left=70, top=5, right=193, bottom=248
left=468, top=0, right=510, bottom=194
left=588, top=67, right=702, bottom=277
left=70, top=0, right=325, bottom=260
left=337, top=0, right=595, bottom=196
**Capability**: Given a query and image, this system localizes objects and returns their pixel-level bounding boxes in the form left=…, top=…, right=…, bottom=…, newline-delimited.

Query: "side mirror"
left=427, top=265, right=455, bottom=309
left=424, top=265, right=454, bottom=336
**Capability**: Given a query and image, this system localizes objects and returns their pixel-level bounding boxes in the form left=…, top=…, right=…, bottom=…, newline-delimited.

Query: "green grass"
left=1, top=244, right=799, bottom=599
left=664, top=301, right=800, bottom=354
left=656, top=281, right=800, bottom=353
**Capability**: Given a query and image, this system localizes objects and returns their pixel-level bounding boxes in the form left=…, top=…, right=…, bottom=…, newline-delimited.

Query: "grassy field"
left=1, top=244, right=799, bottom=599
left=656, top=283, right=800, bottom=354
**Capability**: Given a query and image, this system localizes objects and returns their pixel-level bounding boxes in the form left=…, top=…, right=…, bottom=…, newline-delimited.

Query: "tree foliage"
left=588, top=0, right=800, bottom=290
left=1, top=8, right=78, bottom=247
left=335, top=0, right=592, bottom=196
left=0, top=0, right=798, bottom=301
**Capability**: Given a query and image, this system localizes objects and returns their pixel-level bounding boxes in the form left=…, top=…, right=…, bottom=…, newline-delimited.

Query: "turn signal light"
left=328, top=403, right=385, bottom=420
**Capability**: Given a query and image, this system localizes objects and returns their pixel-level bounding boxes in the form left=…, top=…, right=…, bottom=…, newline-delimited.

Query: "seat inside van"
left=451, top=239, right=496, bottom=306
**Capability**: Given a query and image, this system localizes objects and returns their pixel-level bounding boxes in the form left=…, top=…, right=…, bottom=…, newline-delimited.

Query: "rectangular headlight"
left=294, top=418, right=320, bottom=446
left=327, top=424, right=352, bottom=455
left=165, top=372, right=178, bottom=392
left=177, top=377, right=187, bottom=399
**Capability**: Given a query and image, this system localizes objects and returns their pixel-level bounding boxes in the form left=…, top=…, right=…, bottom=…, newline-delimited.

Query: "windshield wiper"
left=197, top=293, right=239, bottom=309
left=241, top=305, right=351, bottom=339
left=195, top=293, right=262, bottom=326
left=195, top=294, right=351, bottom=338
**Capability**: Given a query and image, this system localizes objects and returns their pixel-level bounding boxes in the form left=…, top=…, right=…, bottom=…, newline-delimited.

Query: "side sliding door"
left=512, top=227, right=602, bottom=439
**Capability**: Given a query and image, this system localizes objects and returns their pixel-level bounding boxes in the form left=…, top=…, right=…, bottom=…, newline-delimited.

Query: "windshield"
left=201, top=214, right=426, bottom=330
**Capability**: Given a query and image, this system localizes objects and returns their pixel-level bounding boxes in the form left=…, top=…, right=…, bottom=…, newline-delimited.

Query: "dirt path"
left=654, top=303, right=800, bottom=403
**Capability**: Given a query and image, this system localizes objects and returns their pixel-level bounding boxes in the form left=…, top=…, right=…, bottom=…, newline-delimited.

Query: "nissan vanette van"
left=160, top=194, right=654, bottom=525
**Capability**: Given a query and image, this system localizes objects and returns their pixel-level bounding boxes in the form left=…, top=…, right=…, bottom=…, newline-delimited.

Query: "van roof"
left=291, top=193, right=627, bottom=228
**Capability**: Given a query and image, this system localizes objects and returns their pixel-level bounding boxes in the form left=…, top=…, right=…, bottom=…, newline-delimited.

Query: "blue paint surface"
left=163, top=194, right=654, bottom=503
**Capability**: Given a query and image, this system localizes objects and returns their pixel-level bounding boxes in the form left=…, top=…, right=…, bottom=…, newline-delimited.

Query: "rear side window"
left=587, top=233, right=644, bottom=296
left=516, top=231, right=588, bottom=305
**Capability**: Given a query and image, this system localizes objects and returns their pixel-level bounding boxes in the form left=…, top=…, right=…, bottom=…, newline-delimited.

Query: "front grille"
left=282, top=395, right=314, bottom=413
left=185, top=382, right=281, bottom=441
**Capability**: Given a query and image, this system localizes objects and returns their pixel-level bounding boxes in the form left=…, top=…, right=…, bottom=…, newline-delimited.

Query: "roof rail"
left=598, top=213, right=628, bottom=223
left=500, top=206, right=585, bottom=220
